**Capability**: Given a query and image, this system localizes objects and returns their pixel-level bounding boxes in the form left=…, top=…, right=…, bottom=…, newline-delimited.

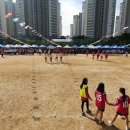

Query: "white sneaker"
left=108, top=120, right=113, bottom=126
left=118, top=115, right=125, bottom=119
left=93, top=116, right=96, bottom=120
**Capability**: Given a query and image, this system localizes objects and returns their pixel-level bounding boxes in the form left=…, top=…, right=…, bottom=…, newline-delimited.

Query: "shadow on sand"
left=47, top=62, right=71, bottom=65
left=82, top=113, right=120, bottom=130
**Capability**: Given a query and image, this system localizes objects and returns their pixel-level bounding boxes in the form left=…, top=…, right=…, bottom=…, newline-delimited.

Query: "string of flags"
left=0, top=30, right=26, bottom=45
left=5, top=12, right=12, bottom=18
left=5, top=11, right=58, bottom=45
left=12, top=18, right=20, bottom=22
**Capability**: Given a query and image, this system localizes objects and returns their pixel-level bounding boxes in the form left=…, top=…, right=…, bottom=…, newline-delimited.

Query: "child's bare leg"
left=125, top=115, right=129, bottom=129
left=111, top=114, right=118, bottom=124
left=99, top=111, right=103, bottom=122
left=95, top=109, right=100, bottom=117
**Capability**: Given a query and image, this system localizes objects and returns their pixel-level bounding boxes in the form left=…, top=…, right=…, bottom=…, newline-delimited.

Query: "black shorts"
left=117, top=112, right=128, bottom=116
left=98, top=107, right=105, bottom=112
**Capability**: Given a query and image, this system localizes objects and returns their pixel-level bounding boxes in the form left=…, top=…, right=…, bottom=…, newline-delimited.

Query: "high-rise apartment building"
left=120, top=0, right=130, bottom=33
left=70, top=13, right=82, bottom=37
left=79, top=13, right=82, bottom=36
left=70, top=24, right=74, bottom=38
left=82, top=0, right=96, bottom=38
left=73, top=15, right=79, bottom=36
left=0, top=0, right=7, bottom=34
left=115, top=16, right=120, bottom=36
left=24, top=0, right=61, bottom=38
left=59, top=16, right=62, bottom=36
left=5, top=0, right=15, bottom=37
left=15, top=0, right=26, bottom=38
left=82, top=0, right=116, bottom=39
left=81, top=1, right=87, bottom=36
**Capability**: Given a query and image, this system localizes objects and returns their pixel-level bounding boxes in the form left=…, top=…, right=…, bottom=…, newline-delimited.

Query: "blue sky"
left=59, top=0, right=123, bottom=36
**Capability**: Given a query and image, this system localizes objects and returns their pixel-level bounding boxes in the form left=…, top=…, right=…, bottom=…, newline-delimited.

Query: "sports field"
left=0, top=54, right=130, bottom=130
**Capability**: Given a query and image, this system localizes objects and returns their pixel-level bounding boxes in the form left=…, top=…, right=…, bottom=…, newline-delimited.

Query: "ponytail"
left=80, top=78, right=88, bottom=89
left=119, top=88, right=126, bottom=102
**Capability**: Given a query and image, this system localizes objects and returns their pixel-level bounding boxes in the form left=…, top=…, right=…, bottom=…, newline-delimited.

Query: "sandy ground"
left=0, top=54, right=130, bottom=130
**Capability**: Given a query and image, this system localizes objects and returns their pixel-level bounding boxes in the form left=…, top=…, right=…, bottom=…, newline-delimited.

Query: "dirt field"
left=0, top=54, right=130, bottom=130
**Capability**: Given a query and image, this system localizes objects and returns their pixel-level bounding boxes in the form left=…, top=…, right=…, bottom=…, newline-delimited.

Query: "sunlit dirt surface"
left=0, top=54, right=130, bottom=130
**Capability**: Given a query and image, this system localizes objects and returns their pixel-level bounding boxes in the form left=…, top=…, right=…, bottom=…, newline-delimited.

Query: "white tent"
left=31, top=44, right=38, bottom=48
left=63, top=45, right=71, bottom=49
left=4, top=44, right=11, bottom=48
left=12, top=44, right=22, bottom=48
left=88, top=45, right=97, bottom=49
left=22, top=44, right=31, bottom=48
left=56, top=45, right=62, bottom=48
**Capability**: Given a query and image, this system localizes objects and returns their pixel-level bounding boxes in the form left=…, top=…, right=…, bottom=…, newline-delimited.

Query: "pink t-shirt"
left=116, top=95, right=130, bottom=115
left=95, top=91, right=107, bottom=109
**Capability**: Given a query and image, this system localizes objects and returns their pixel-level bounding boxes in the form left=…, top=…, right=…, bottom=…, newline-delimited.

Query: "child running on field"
left=93, top=83, right=110, bottom=124
left=100, top=53, right=103, bottom=60
left=45, top=53, right=47, bottom=62
left=108, top=88, right=130, bottom=130
left=55, top=53, right=58, bottom=62
left=50, top=54, right=52, bottom=63
left=105, top=51, right=108, bottom=60
left=97, top=52, right=100, bottom=60
left=60, top=53, right=63, bottom=63
left=92, top=52, right=94, bottom=60
left=80, top=78, right=92, bottom=116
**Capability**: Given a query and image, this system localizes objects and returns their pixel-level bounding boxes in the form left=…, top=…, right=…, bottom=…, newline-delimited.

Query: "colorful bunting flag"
left=13, top=18, right=19, bottom=22
left=29, top=26, right=33, bottom=30
left=5, top=12, right=12, bottom=18
left=25, top=25, right=29, bottom=29
left=19, top=22, right=25, bottom=27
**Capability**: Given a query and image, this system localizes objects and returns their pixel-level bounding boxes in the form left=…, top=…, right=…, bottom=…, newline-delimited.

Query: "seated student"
left=93, top=83, right=110, bottom=124
left=80, top=78, right=92, bottom=116
left=108, top=88, right=130, bottom=130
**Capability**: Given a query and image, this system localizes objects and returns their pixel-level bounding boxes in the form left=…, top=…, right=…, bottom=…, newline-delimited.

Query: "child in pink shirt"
left=93, top=83, right=110, bottom=124
left=108, top=88, right=130, bottom=130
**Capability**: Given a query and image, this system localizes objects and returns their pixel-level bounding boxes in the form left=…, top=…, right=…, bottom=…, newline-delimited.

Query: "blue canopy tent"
left=95, top=45, right=102, bottom=49
left=101, top=45, right=110, bottom=49
left=47, top=45, right=55, bottom=49
left=0, top=44, right=3, bottom=48
left=78, top=45, right=86, bottom=49
left=71, top=45, right=78, bottom=49
left=39, top=45, right=47, bottom=48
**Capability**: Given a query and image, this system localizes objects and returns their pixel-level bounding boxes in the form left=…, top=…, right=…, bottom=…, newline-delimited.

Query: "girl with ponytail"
left=108, top=88, right=130, bottom=130
left=80, top=78, right=92, bottom=116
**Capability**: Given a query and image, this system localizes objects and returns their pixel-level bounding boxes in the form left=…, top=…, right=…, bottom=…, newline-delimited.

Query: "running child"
left=45, top=53, right=47, bottom=62
left=60, top=53, right=63, bottom=63
left=100, top=53, right=103, bottom=60
left=93, top=83, right=110, bottom=124
left=105, top=51, right=108, bottom=60
left=55, top=53, right=58, bottom=62
left=92, top=52, right=94, bottom=60
left=50, top=54, right=53, bottom=63
left=80, top=78, right=92, bottom=116
left=108, top=88, right=130, bottom=130
left=97, top=52, right=100, bottom=60
left=125, top=51, right=128, bottom=57
left=86, top=50, right=88, bottom=57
